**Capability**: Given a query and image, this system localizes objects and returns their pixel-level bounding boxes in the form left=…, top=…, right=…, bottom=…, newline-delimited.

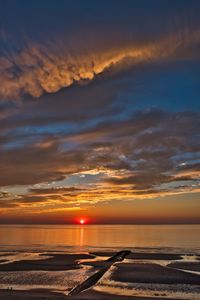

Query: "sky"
left=0, top=0, right=200, bottom=224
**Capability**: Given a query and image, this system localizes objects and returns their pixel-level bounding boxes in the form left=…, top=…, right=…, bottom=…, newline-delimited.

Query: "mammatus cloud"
left=1, top=28, right=200, bottom=100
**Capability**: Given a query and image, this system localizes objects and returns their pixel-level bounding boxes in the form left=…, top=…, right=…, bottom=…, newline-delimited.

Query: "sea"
left=0, top=224, right=200, bottom=251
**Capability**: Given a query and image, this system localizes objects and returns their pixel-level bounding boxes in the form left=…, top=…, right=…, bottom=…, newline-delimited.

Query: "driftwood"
left=68, top=250, right=131, bottom=296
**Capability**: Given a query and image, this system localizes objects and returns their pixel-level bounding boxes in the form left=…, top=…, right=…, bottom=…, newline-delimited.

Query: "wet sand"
left=0, top=289, right=181, bottom=300
left=0, top=253, right=94, bottom=271
left=0, top=260, right=7, bottom=263
left=0, top=253, right=16, bottom=257
left=91, top=252, right=182, bottom=260
left=0, top=251, right=199, bottom=299
left=83, top=252, right=183, bottom=268
left=168, top=261, right=200, bottom=272
left=111, top=263, right=200, bottom=284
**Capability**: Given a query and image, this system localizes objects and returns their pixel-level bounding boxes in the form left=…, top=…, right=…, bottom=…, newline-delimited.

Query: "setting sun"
left=79, top=219, right=85, bottom=225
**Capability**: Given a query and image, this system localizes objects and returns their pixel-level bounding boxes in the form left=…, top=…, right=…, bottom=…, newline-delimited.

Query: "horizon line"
left=0, top=222, right=200, bottom=226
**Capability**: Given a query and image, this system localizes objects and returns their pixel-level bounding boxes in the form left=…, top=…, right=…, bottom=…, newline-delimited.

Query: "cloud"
left=0, top=109, right=199, bottom=204
left=0, top=143, right=87, bottom=186
left=0, top=26, right=200, bottom=100
left=29, top=187, right=85, bottom=195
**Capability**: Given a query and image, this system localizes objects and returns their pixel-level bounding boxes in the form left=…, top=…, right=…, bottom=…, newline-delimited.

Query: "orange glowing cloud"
left=0, top=28, right=200, bottom=100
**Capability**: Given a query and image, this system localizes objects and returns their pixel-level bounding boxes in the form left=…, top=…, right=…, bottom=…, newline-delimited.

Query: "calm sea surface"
left=0, top=224, right=199, bottom=252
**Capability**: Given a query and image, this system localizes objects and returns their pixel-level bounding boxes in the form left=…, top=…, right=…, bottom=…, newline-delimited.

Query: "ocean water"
left=0, top=224, right=199, bottom=252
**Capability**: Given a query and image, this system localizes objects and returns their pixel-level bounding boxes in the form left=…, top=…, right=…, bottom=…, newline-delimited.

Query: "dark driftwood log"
left=68, top=250, right=131, bottom=296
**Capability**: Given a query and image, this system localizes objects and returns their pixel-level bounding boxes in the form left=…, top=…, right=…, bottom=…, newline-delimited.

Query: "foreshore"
left=0, top=289, right=181, bottom=300
left=0, top=250, right=199, bottom=299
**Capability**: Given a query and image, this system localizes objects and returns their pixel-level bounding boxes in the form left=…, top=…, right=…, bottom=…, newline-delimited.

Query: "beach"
left=0, top=289, right=183, bottom=300
left=0, top=250, right=200, bottom=299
